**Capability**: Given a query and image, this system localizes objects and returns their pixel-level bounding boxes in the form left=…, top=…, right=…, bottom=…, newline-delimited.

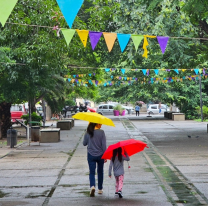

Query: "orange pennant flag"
left=76, top=29, right=89, bottom=47
left=103, top=32, right=117, bottom=52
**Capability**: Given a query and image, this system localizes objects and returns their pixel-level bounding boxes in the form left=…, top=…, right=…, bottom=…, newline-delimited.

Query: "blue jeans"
left=87, top=153, right=104, bottom=190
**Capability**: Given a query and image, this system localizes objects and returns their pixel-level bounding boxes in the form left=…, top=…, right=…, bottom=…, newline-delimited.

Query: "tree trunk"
left=0, top=102, right=12, bottom=139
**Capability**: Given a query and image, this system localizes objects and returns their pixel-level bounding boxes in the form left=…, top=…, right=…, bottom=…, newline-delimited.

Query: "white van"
left=147, top=104, right=169, bottom=114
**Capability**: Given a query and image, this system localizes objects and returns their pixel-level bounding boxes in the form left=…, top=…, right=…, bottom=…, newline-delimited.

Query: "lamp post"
left=199, top=76, right=203, bottom=122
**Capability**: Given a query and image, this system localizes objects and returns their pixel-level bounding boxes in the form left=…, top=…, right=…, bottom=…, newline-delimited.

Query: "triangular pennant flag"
left=0, top=0, right=18, bottom=27
left=103, top=32, right=117, bottom=52
left=105, top=68, right=110, bottom=72
left=154, top=69, right=159, bottom=75
left=117, top=33, right=131, bottom=52
left=131, top=35, right=144, bottom=52
left=61, top=29, right=76, bottom=46
left=56, top=0, right=84, bottom=28
left=194, top=68, right=199, bottom=74
left=157, top=36, right=169, bottom=54
left=121, top=69, right=126, bottom=74
left=142, top=69, right=147, bottom=75
left=76, top=30, right=89, bottom=47
left=89, top=31, right=102, bottom=50
left=142, top=35, right=156, bottom=58
left=174, top=69, right=179, bottom=74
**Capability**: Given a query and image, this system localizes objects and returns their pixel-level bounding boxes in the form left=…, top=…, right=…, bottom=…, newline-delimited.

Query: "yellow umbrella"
left=72, top=112, right=115, bottom=127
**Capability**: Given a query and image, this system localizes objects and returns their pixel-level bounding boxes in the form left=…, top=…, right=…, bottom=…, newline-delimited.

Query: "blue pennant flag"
left=73, top=75, right=76, bottom=78
left=124, top=77, right=127, bottom=80
left=121, top=69, right=126, bottom=74
left=117, top=34, right=131, bottom=52
left=183, top=76, right=185, bottom=79
left=105, top=68, right=110, bottom=72
left=174, top=69, right=179, bottom=74
left=154, top=69, right=159, bottom=75
left=104, top=83, right=107, bottom=87
left=111, top=75, right=114, bottom=79
left=68, top=78, right=71, bottom=82
left=56, top=0, right=84, bottom=28
left=88, top=73, right=92, bottom=77
left=142, top=69, right=147, bottom=75
left=194, top=68, right=199, bottom=74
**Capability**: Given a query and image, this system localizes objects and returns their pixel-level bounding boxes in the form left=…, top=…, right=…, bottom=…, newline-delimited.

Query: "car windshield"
left=10, top=105, right=23, bottom=111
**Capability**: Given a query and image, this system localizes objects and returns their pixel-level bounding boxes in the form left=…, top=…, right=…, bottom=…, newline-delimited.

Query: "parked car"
left=97, top=104, right=115, bottom=115
left=10, top=104, right=27, bottom=124
left=147, top=104, right=169, bottom=115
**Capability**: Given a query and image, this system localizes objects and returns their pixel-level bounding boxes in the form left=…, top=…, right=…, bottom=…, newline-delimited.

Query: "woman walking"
left=109, top=147, right=130, bottom=198
left=83, top=123, right=107, bottom=197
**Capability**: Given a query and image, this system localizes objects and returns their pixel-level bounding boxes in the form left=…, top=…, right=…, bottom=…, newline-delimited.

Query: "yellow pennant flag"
left=103, top=32, right=117, bottom=52
left=76, top=30, right=89, bottom=47
left=182, top=69, right=186, bottom=72
left=142, top=35, right=156, bottom=58
left=71, top=79, right=75, bottom=83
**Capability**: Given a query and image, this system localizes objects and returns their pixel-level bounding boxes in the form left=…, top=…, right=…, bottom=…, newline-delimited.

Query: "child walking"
left=108, top=147, right=130, bottom=198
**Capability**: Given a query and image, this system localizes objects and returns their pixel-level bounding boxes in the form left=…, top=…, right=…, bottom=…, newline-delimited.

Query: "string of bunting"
left=1, top=0, right=208, bottom=59
left=64, top=74, right=208, bottom=87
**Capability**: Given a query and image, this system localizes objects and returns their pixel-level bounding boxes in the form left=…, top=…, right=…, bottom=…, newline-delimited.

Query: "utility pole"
left=199, top=76, right=203, bottom=122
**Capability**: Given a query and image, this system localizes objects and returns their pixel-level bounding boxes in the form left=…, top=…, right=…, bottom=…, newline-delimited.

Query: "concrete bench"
left=57, top=120, right=72, bottom=130
left=40, top=128, right=60, bottom=143
left=164, top=111, right=179, bottom=119
left=63, top=118, right=74, bottom=127
left=172, top=113, right=185, bottom=121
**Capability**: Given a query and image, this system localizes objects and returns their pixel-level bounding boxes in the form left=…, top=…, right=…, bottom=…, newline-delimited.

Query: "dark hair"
left=112, top=147, right=122, bottom=163
left=87, top=122, right=97, bottom=138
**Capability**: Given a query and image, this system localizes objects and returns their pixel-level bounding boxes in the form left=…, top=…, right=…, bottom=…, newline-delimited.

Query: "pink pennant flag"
left=157, top=36, right=169, bottom=54
left=89, top=31, right=102, bottom=50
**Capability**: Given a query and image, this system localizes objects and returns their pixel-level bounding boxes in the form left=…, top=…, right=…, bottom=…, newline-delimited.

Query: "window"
left=151, top=106, right=157, bottom=109
left=109, top=105, right=114, bottom=109
left=99, top=106, right=103, bottom=109
left=161, top=106, right=166, bottom=109
left=103, top=105, right=108, bottom=109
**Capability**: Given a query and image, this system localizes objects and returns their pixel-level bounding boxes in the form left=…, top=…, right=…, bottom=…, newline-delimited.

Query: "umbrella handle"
left=127, top=162, right=132, bottom=178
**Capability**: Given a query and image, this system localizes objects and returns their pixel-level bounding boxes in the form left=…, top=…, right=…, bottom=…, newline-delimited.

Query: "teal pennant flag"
left=117, top=34, right=131, bottom=52
left=56, top=0, right=84, bottom=28
left=0, top=0, right=18, bottom=27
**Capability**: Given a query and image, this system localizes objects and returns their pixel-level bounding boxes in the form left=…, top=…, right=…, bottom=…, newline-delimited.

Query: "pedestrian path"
left=0, top=119, right=207, bottom=206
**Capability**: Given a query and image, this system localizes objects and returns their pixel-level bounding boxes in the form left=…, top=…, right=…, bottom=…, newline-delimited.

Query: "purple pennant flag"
left=157, top=36, right=169, bottom=54
left=95, top=80, right=98, bottom=85
left=89, top=31, right=102, bottom=50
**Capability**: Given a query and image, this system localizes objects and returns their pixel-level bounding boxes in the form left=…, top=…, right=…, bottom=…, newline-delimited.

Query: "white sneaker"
left=98, top=189, right=103, bottom=194
left=90, top=186, right=95, bottom=197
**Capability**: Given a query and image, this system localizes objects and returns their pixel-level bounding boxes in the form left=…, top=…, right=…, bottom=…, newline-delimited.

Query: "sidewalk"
left=0, top=118, right=207, bottom=206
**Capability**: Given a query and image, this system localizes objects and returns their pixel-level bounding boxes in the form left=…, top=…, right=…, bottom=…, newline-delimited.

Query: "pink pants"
left=115, top=175, right=124, bottom=192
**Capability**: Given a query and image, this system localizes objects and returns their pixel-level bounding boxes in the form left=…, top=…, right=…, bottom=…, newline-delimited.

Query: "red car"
left=10, top=104, right=26, bottom=124
left=87, top=106, right=96, bottom=112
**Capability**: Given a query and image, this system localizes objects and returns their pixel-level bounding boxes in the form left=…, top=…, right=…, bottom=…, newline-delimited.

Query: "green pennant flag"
left=0, top=0, right=18, bottom=27
left=131, top=35, right=144, bottom=52
left=61, top=29, right=76, bottom=46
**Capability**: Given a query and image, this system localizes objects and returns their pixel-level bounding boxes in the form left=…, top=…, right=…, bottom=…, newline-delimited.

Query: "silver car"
left=97, top=104, right=115, bottom=115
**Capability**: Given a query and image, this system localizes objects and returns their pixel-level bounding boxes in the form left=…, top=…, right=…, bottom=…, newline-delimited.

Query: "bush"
left=21, top=112, right=42, bottom=126
left=195, top=105, right=208, bottom=120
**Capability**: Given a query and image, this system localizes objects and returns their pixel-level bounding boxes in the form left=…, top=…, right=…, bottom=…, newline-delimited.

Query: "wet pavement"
left=0, top=115, right=208, bottom=206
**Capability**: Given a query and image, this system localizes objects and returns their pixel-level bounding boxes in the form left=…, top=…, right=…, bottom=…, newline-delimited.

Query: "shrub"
left=21, top=112, right=42, bottom=126
left=195, top=105, right=208, bottom=120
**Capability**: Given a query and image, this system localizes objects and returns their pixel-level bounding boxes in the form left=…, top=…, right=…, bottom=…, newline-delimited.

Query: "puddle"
left=0, top=191, right=9, bottom=198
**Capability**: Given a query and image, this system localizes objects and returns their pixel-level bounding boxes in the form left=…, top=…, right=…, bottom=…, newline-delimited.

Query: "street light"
left=199, top=76, right=203, bottom=122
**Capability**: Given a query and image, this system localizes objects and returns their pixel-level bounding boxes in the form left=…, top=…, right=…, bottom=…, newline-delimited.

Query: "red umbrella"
left=102, top=139, right=148, bottom=160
